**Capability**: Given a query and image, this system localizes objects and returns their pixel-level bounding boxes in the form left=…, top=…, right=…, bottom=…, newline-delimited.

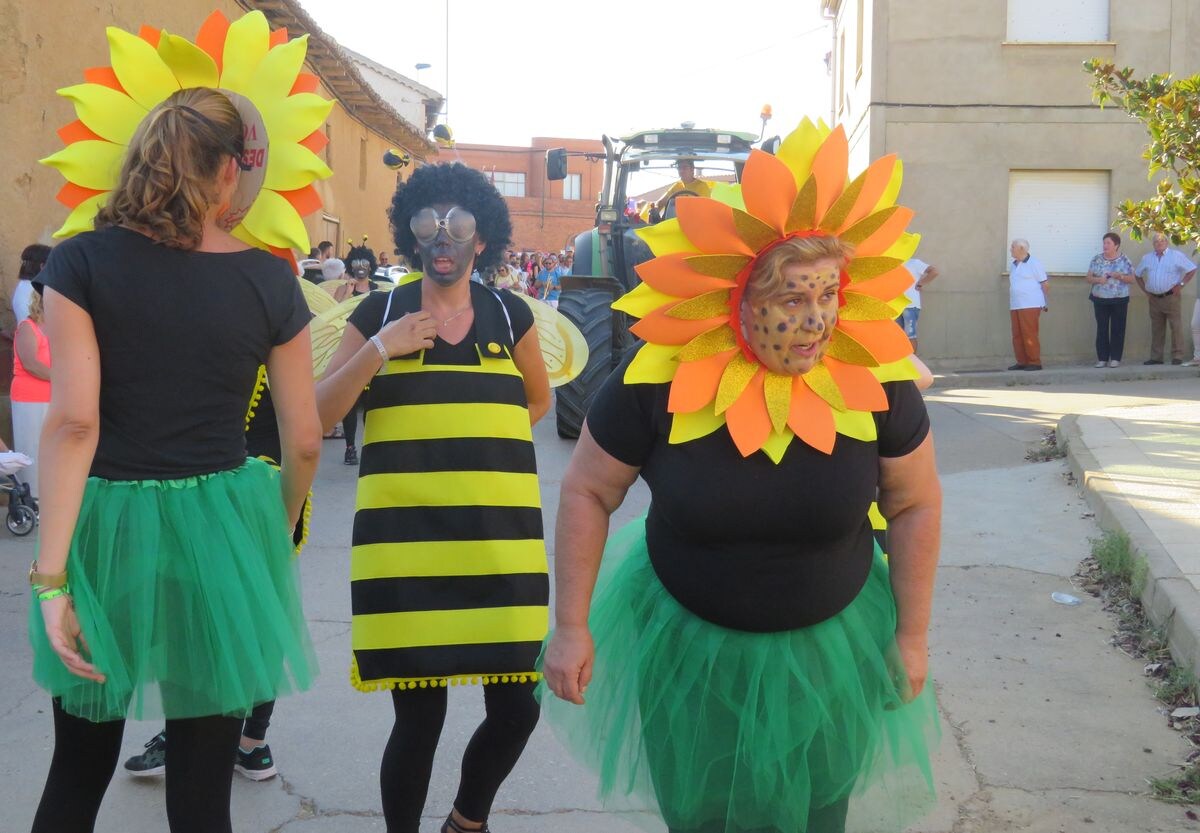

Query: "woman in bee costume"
left=316, top=162, right=551, bottom=833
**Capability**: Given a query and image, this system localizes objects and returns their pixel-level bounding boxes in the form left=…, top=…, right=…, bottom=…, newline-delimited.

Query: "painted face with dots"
left=740, top=257, right=841, bottom=376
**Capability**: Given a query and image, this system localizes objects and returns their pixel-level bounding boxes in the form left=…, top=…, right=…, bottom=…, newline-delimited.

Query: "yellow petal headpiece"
left=616, top=119, right=921, bottom=462
left=40, top=10, right=334, bottom=262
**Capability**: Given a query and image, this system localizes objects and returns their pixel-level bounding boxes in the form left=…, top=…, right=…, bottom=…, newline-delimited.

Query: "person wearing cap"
left=652, top=159, right=714, bottom=218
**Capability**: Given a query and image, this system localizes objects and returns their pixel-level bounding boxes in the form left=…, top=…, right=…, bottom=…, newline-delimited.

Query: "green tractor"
left=545, top=125, right=778, bottom=438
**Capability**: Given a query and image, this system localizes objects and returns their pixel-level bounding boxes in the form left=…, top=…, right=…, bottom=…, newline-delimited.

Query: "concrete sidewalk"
left=1060, top=401, right=1200, bottom=674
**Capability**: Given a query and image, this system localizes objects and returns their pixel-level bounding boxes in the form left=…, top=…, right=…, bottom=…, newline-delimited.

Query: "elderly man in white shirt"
left=1007, top=239, right=1049, bottom=370
left=1135, top=232, right=1196, bottom=364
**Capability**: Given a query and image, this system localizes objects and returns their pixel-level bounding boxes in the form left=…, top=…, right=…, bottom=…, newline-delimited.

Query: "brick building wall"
left=452, top=137, right=604, bottom=253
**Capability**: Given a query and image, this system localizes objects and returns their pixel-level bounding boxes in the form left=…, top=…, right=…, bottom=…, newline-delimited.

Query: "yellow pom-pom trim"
left=244, top=365, right=268, bottom=431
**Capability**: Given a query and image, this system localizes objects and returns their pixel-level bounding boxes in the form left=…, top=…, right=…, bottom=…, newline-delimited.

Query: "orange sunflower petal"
left=824, top=357, right=889, bottom=411
left=83, top=66, right=124, bottom=93
left=741, top=149, right=797, bottom=233
left=138, top=25, right=161, bottom=48
left=810, top=125, right=849, bottom=223
left=299, top=129, right=329, bottom=155
left=290, top=72, right=320, bottom=95
left=270, top=27, right=288, bottom=48
left=196, top=10, right=230, bottom=73
left=631, top=310, right=729, bottom=346
left=636, top=252, right=737, bottom=296
left=843, top=206, right=914, bottom=257
left=668, top=349, right=738, bottom=414
left=822, top=154, right=897, bottom=234
left=56, top=182, right=105, bottom=209
left=788, top=377, right=836, bottom=454
left=725, top=368, right=771, bottom=457
left=676, top=199, right=755, bottom=256
left=279, top=184, right=322, bottom=218
left=837, top=319, right=912, bottom=364
left=57, top=120, right=104, bottom=145
left=849, top=267, right=915, bottom=302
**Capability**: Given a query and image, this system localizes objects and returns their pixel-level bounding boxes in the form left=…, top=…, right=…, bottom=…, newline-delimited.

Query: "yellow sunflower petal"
left=870, top=357, right=921, bottom=383
left=833, top=409, right=877, bottom=442
left=761, top=429, right=795, bottom=464
left=684, top=254, right=751, bottom=279
left=260, top=93, right=335, bottom=143
left=840, top=292, right=899, bottom=322
left=219, top=10, right=271, bottom=93
left=107, top=26, right=180, bottom=109
left=40, top=140, right=125, bottom=190
left=824, top=329, right=880, bottom=367
left=841, top=206, right=902, bottom=246
left=715, top=353, right=760, bottom=414
left=776, top=117, right=828, bottom=188
left=53, top=193, right=108, bottom=238
left=625, top=343, right=678, bottom=384
left=230, top=223, right=271, bottom=251
left=240, top=188, right=310, bottom=251
left=263, top=142, right=333, bottom=191
left=763, top=372, right=792, bottom=434
left=732, top=209, right=778, bottom=252
left=847, top=256, right=904, bottom=284
left=873, top=158, right=904, bottom=212
left=157, top=32, right=220, bottom=89
left=668, top=289, right=731, bottom=321
left=669, top=408, right=725, bottom=444
left=246, top=34, right=308, bottom=102
left=58, top=83, right=147, bottom=145
left=802, top=363, right=847, bottom=411
left=883, top=232, right=921, bottom=261
left=708, top=181, right=746, bottom=211
left=678, top=326, right=738, bottom=362
left=613, top=283, right=680, bottom=318
left=636, top=219, right=701, bottom=256
left=785, top=176, right=818, bottom=233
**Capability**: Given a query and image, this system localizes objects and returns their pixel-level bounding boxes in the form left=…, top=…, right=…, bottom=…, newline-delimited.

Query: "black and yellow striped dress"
left=349, top=280, right=549, bottom=692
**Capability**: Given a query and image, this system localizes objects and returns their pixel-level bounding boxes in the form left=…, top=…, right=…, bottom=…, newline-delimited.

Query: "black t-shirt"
left=39, top=226, right=309, bottom=480
left=586, top=348, right=930, bottom=633
left=348, top=281, right=535, bottom=363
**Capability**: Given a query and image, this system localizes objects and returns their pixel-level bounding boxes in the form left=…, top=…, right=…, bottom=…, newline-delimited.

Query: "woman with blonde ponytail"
left=29, top=87, right=321, bottom=833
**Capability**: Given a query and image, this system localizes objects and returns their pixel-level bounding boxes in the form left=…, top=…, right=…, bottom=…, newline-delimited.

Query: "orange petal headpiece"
left=615, top=119, right=921, bottom=462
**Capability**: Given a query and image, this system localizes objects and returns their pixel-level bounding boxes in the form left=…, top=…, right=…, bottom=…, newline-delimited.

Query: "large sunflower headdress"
left=40, top=10, right=334, bottom=260
left=615, top=119, right=920, bottom=463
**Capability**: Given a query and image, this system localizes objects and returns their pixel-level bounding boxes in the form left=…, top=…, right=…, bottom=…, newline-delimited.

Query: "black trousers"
left=32, top=699, right=242, bottom=833
left=1092, top=297, right=1129, bottom=362
left=344, top=392, right=365, bottom=449
left=380, top=682, right=540, bottom=833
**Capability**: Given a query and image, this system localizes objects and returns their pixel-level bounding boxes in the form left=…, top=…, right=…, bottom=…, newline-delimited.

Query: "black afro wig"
left=343, top=244, right=377, bottom=276
left=389, top=162, right=512, bottom=272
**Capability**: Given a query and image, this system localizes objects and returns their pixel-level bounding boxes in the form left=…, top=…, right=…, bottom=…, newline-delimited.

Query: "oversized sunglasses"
left=409, top=207, right=477, bottom=244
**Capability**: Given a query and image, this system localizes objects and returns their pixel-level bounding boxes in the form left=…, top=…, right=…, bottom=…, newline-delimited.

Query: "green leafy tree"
left=1085, top=60, right=1200, bottom=247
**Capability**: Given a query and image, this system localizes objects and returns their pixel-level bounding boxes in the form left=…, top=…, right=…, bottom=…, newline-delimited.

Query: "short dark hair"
left=1103, top=232, right=1121, bottom=248
left=389, top=162, right=512, bottom=271
left=19, top=244, right=51, bottom=280
left=317, top=240, right=334, bottom=254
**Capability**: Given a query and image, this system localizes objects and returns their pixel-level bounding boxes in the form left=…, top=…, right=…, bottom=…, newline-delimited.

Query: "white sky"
left=298, top=0, right=833, bottom=153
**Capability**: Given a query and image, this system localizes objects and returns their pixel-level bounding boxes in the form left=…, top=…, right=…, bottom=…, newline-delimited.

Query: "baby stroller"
left=0, top=451, right=38, bottom=536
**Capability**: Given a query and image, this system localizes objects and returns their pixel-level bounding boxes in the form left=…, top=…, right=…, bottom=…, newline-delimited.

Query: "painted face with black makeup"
left=740, top=257, right=841, bottom=376
left=412, top=202, right=484, bottom=287
left=350, top=258, right=372, bottom=280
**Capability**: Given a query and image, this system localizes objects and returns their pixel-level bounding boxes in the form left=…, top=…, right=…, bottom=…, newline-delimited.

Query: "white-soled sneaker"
left=1094, top=361, right=1107, bottom=368
left=1108, top=360, right=1121, bottom=367
left=1182, top=358, right=1200, bottom=367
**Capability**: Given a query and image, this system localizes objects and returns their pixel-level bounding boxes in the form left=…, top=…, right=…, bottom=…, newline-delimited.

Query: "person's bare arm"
left=37, top=289, right=104, bottom=682
left=266, top=327, right=322, bottom=528
left=917, top=265, right=939, bottom=289
left=15, top=321, right=51, bottom=380
left=315, top=312, right=436, bottom=432
left=542, top=425, right=640, bottom=705
left=511, top=325, right=551, bottom=425
left=877, top=433, right=942, bottom=700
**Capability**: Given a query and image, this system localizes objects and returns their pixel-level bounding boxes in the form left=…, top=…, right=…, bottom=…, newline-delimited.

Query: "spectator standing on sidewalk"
left=1007, top=239, right=1049, bottom=371
left=14, top=244, right=51, bottom=325
left=1136, top=232, right=1196, bottom=365
left=1086, top=232, right=1136, bottom=368
left=899, top=258, right=939, bottom=353
left=11, top=289, right=51, bottom=499
left=537, top=253, right=566, bottom=309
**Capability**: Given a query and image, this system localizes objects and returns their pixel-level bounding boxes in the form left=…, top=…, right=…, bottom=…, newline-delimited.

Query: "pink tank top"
left=12, top=319, right=51, bottom=403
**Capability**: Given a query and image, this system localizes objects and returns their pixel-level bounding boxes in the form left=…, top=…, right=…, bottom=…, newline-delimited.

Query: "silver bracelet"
left=369, top=334, right=389, bottom=363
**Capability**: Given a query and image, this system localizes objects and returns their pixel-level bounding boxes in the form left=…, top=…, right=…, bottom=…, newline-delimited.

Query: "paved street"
left=3, top=376, right=1200, bottom=832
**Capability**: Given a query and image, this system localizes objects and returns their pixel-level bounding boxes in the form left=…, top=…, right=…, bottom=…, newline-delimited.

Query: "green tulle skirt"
left=537, top=517, right=939, bottom=833
left=29, top=458, right=316, bottom=722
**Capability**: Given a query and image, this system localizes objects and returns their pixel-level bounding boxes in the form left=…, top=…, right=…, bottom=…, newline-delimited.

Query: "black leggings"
left=32, top=700, right=242, bottom=833
left=381, top=682, right=540, bottom=833
left=344, top=393, right=364, bottom=449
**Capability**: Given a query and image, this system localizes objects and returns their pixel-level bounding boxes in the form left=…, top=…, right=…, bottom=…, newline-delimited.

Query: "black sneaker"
left=1007, top=363, right=1025, bottom=370
left=1144, top=359, right=1163, bottom=365
left=124, top=731, right=167, bottom=777
left=235, top=744, right=278, bottom=781
left=344, top=446, right=358, bottom=465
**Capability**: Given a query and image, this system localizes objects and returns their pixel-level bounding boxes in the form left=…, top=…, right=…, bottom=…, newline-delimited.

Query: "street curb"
left=931, top=364, right=1199, bottom=390
left=1059, top=413, right=1200, bottom=675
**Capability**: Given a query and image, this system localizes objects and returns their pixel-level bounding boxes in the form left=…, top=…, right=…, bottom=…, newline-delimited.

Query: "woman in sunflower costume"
left=541, top=120, right=942, bottom=833
left=30, top=12, right=330, bottom=832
